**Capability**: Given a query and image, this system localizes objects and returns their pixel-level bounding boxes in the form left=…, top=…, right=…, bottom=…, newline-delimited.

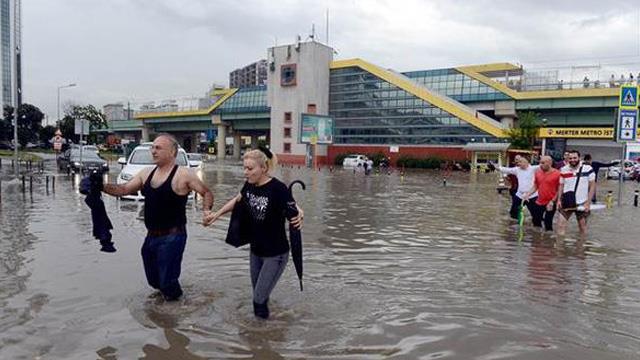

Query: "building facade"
left=0, top=0, right=21, bottom=108
left=120, top=41, right=634, bottom=164
left=267, top=42, right=333, bottom=164
left=229, top=59, right=268, bottom=89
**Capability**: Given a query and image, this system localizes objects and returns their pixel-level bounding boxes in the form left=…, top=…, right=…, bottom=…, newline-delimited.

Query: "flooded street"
left=1, top=159, right=640, bottom=359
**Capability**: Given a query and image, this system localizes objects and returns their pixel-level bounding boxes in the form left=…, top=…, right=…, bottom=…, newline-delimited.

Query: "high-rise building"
left=229, top=59, right=268, bottom=89
left=0, top=0, right=21, bottom=108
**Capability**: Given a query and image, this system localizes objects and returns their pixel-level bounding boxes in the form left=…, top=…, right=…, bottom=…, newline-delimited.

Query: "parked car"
left=116, top=143, right=189, bottom=200
left=0, top=141, right=14, bottom=150
left=187, top=153, right=204, bottom=168
left=606, top=160, right=637, bottom=179
left=57, top=148, right=109, bottom=174
left=342, top=154, right=368, bottom=168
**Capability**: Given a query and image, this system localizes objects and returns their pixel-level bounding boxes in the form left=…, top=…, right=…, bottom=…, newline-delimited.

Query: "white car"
left=116, top=143, right=190, bottom=200
left=187, top=153, right=204, bottom=168
left=606, top=160, right=636, bottom=180
left=342, top=154, right=368, bottom=168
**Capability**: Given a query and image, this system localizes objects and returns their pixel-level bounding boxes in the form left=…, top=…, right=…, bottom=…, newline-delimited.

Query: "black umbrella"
left=287, top=180, right=306, bottom=291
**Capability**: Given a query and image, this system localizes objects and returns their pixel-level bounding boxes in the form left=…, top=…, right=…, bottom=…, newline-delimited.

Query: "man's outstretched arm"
left=103, top=171, right=145, bottom=197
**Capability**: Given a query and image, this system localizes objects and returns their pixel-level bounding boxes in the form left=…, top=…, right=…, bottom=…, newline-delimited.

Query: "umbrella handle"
left=289, top=180, right=306, bottom=192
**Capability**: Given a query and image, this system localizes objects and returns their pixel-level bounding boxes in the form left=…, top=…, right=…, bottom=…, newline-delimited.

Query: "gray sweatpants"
left=250, top=252, right=289, bottom=304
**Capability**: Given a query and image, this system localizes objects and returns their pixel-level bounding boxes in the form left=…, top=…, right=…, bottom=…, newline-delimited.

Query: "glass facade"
left=1, top=0, right=11, bottom=105
left=329, top=67, right=497, bottom=145
left=215, top=85, right=268, bottom=114
left=403, top=68, right=511, bottom=102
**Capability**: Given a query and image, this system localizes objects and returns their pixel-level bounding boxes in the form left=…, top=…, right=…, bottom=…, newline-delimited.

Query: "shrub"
left=396, top=156, right=444, bottom=169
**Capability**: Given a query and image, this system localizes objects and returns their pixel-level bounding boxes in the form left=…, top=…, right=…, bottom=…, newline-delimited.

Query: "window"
left=283, top=143, right=291, bottom=153
left=284, top=127, right=291, bottom=138
left=284, top=112, right=292, bottom=123
left=280, top=64, right=297, bottom=86
left=307, top=104, right=316, bottom=114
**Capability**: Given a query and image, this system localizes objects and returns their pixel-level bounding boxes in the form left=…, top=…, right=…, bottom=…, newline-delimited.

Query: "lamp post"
left=57, top=83, right=77, bottom=127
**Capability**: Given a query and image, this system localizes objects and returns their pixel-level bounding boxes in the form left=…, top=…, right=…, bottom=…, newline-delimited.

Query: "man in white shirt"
left=498, top=156, right=539, bottom=220
left=557, top=150, right=596, bottom=236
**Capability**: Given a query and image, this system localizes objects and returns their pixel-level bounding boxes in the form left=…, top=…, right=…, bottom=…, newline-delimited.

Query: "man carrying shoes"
left=100, top=133, right=214, bottom=301
left=522, top=156, right=561, bottom=232
left=497, top=156, right=539, bottom=221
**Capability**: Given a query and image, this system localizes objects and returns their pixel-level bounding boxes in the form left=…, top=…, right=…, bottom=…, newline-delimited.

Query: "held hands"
left=203, top=210, right=220, bottom=227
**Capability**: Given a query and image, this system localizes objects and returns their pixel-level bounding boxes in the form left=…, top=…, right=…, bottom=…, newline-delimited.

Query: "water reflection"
left=139, top=309, right=205, bottom=360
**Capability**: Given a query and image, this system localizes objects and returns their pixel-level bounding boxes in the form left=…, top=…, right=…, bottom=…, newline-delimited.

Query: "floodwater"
left=1, top=158, right=640, bottom=359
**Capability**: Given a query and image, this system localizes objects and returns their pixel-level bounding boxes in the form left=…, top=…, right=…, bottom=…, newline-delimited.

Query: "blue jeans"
left=141, top=232, right=186, bottom=300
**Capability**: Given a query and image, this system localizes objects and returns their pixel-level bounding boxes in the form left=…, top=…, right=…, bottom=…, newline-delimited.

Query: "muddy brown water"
left=1, top=160, right=640, bottom=359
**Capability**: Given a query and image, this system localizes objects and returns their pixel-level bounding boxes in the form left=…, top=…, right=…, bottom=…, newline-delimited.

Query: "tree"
left=0, top=105, right=13, bottom=142
left=58, top=104, right=108, bottom=143
left=508, top=111, right=540, bottom=150
left=1, top=103, right=45, bottom=147
left=17, top=104, right=45, bottom=147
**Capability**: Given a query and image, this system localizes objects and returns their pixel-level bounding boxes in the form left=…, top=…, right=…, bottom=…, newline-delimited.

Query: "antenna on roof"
left=307, top=24, right=315, bottom=42
left=326, top=8, right=329, bottom=45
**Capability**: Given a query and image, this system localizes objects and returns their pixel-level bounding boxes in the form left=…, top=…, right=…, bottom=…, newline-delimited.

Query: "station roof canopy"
left=462, top=142, right=511, bottom=151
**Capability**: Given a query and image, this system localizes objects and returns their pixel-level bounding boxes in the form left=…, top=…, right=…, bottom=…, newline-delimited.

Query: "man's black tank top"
left=142, top=165, right=187, bottom=231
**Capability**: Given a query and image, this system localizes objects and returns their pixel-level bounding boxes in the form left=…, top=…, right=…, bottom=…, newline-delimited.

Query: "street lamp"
left=57, top=83, right=77, bottom=127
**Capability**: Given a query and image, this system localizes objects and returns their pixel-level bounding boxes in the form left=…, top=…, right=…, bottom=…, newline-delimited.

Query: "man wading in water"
left=101, top=134, right=214, bottom=301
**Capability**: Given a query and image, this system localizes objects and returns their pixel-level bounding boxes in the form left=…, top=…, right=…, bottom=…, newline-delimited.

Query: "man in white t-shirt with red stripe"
left=557, top=150, right=596, bottom=236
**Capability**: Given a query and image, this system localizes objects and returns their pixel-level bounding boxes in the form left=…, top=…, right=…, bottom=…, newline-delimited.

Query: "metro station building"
left=110, top=41, right=635, bottom=164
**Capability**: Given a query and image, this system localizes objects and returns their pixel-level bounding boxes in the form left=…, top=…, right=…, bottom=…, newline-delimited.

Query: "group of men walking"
left=498, top=150, right=599, bottom=236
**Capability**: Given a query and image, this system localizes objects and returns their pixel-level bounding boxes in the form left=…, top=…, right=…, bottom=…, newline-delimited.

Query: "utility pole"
left=13, top=46, right=20, bottom=178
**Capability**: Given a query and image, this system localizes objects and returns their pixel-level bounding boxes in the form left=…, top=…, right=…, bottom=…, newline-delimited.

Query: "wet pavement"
left=1, top=158, right=640, bottom=359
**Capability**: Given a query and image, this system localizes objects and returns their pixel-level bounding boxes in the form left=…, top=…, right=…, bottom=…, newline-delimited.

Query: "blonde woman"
left=205, top=147, right=303, bottom=319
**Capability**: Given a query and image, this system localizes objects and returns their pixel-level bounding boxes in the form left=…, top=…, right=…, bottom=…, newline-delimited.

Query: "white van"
left=116, top=143, right=190, bottom=200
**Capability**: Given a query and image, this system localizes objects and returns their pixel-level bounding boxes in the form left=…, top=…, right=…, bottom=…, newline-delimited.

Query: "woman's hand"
left=203, top=210, right=220, bottom=226
left=289, top=206, right=304, bottom=229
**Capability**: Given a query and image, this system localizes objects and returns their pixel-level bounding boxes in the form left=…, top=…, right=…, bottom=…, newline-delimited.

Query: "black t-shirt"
left=241, top=177, right=295, bottom=257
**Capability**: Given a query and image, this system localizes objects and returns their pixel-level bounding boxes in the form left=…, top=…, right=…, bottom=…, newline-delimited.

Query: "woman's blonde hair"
left=243, top=148, right=278, bottom=173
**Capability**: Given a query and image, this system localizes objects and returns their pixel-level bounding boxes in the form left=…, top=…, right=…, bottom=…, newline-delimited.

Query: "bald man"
left=102, top=133, right=214, bottom=301
left=523, top=156, right=561, bottom=231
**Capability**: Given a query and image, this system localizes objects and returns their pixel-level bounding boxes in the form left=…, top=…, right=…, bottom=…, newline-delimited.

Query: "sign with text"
left=539, top=127, right=613, bottom=138
left=300, top=113, right=333, bottom=144
left=618, top=85, right=639, bottom=142
left=617, top=109, right=638, bottom=142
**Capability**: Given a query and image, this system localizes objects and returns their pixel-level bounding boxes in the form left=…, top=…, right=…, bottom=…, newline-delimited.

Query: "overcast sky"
left=22, top=0, right=640, bottom=122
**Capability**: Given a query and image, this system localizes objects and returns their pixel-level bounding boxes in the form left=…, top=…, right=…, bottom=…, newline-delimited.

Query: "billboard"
left=300, top=113, right=333, bottom=144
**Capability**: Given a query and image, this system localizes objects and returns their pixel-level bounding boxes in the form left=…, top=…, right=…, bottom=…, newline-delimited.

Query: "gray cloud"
left=21, top=0, right=640, bottom=122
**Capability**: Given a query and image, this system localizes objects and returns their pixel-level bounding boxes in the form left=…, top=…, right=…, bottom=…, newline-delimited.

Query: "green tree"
left=1, top=104, right=45, bottom=147
left=59, top=104, right=108, bottom=143
left=17, top=104, right=45, bottom=147
left=0, top=105, right=13, bottom=142
left=508, top=111, right=540, bottom=150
